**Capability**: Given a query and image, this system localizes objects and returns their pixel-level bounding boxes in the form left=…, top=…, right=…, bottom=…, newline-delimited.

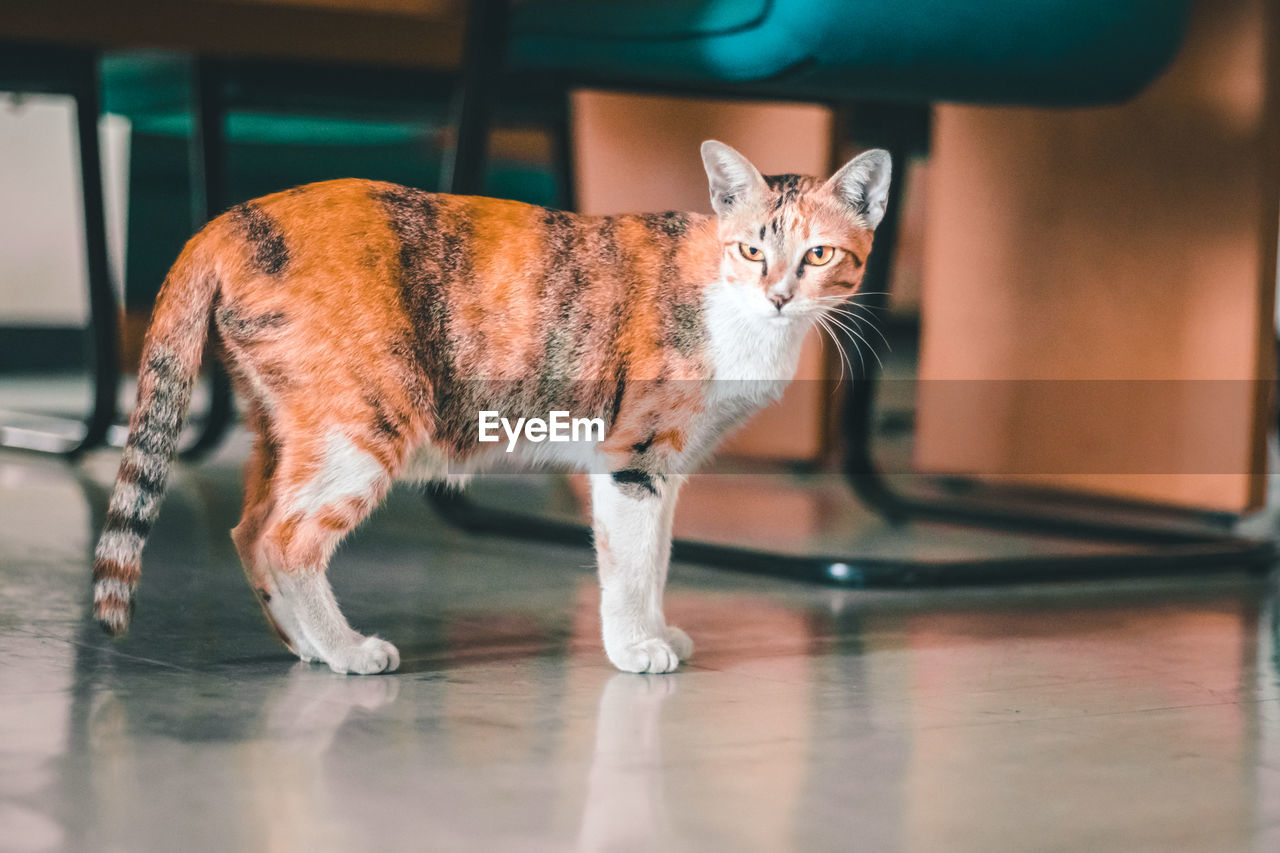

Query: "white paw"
left=262, top=597, right=323, bottom=662
left=323, top=636, right=401, bottom=675
left=607, top=637, right=683, bottom=674
left=287, top=635, right=322, bottom=663
left=665, top=626, right=693, bottom=661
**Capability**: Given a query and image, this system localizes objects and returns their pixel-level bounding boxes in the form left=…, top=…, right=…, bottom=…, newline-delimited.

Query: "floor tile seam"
left=14, top=626, right=228, bottom=676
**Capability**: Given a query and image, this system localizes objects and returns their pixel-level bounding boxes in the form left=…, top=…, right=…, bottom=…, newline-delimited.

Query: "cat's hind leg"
left=254, top=428, right=399, bottom=675
left=230, top=403, right=323, bottom=662
left=591, top=471, right=692, bottom=674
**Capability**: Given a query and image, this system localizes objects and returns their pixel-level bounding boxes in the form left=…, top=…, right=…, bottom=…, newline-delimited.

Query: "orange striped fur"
left=92, top=141, right=891, bottom=674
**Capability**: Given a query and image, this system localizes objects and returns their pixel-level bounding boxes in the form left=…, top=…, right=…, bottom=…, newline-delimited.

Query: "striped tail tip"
left=92, top=569, right=136, bottom=637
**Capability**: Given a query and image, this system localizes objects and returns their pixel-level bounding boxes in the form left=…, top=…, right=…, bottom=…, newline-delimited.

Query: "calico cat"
left=91, top=140, right=891, bottom=675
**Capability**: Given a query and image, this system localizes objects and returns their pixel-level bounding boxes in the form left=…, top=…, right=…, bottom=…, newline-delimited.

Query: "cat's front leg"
left=590, top=471, right=692, bottom=674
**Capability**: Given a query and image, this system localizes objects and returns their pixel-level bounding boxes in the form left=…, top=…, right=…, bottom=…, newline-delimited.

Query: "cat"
left=91, top=140, right=891, bottom=675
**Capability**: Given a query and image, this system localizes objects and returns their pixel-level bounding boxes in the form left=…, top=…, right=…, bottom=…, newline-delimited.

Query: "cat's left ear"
left=825, top=149, right=892, bottom=229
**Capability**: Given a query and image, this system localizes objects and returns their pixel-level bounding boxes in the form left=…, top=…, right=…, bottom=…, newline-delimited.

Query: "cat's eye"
left=804, top=245, right=837, bottom=266
left=738, top=243, right=764, bottom=262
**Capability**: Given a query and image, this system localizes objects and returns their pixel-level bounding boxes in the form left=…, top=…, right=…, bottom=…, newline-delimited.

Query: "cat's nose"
left=770, top=293, right=793, bottom=312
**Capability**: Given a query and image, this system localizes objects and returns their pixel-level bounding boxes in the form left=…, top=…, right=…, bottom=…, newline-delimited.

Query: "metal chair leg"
left=549, top=86, right=576, bottom=210
left=428, top=483, right=1273, bottom=585
left=442, top=0, right=508, bottom=195
left=178, top=58, right=235, bottom=461
left=0, top=49, right=119, bottom=457
left=71, top=53, right=119, bottom=456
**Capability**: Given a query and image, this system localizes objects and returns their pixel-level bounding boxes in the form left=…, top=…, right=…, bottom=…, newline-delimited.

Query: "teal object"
left=103, top=53, right=440, bottom=308
left=101, top=52, right=558, bottom=307
left=102, top=53, right=446, bottom=144
left=100, top=52, right=557, bottom=203
left=510, top=0, right=1194, bottom=105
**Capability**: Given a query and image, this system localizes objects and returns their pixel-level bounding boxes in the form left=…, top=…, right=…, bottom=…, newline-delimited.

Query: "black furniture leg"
left=442, top=0, right=508, bottom=195
left=549, top=86, right=576, bottom=210
left=178, top=58, right=235, bottom=461
left=70, top=53, right=119, bottom=456
left=0, top=48, right=119, bottom=457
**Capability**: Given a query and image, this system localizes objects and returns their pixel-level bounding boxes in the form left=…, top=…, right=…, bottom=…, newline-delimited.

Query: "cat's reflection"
left=70, top=659, right=402, bottom=852
left=225, top=666, right=400, bottom=852
left=257, top=663, right=401, bottom=751
left=576, top=673, right=678, bottom=852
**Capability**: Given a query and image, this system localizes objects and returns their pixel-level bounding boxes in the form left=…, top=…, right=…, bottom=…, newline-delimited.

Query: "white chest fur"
left=703, top=279, right=809, bottom=407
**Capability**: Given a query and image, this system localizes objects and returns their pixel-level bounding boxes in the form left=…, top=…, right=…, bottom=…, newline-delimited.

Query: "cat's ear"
left=701, top=140, right=766, bottom=216
left=826, top=149, right=892, bottom=229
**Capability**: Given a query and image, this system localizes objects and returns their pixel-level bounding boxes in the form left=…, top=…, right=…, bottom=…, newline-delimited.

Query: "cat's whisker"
left=827, top=317, right=857, bottom=388
left=849, top=332, right=885, bottom=375
left=828, top=307, right=885, bottom=330
left=814, top=298, right=890, bottom=327
left=814, top=314, right=855, bottom=389
left=821, top=306, right=891, bottom=351
left=823, top=302, right=884, bottom=325
left=812, top=298, right=891, bottom=351
left=825, top=313, right=864, bottom=381
left=830, top=295, right=885, bottom=311
left=822, top=314, right=885, bottom=372
left=819, top=298, right=889, bottom=319
left=813, top=317, right=839, bottom=387
left=817, top=292, right=890, bottom=306
left=814, top=291, right=891, bottom=306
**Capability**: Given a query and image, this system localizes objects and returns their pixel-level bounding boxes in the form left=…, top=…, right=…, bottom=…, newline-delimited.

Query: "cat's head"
left=700, top=140, right=891, bottom=321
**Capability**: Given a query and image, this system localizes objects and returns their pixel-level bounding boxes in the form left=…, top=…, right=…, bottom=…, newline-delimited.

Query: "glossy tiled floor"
left=3, top=440, right=1280, bottom=852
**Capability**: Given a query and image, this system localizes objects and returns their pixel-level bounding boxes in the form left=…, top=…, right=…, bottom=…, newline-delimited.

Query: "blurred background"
left=5, top=4, right=1280, bottom=852
left=0, top=0, right=1277, bottom=562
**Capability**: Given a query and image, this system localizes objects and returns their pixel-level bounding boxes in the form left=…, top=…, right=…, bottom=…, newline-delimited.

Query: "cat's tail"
left=92, top=234, right=221, bottom=636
